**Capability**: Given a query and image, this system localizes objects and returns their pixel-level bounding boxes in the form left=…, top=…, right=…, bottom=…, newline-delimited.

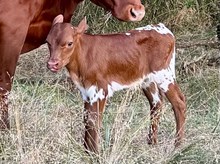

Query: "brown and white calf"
left=46, top=15, right=186, bottom=153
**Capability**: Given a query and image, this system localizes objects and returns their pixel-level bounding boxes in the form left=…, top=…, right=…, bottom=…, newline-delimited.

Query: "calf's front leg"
left=83, top=98, right=106, bottom=153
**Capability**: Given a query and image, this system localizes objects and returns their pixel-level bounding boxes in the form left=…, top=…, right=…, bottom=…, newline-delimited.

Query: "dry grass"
left=0, top=0, right=219, bottom=163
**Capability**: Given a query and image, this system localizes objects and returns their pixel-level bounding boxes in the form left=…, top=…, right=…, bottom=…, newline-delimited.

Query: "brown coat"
left=47, top=15, right=186, bottom=153
left=0, top=0, right=145, bottom=129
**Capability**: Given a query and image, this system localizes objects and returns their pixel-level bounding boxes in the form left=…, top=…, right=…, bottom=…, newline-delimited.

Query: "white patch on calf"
left=152, top=91, right=161, bottom=107
left=86, top=86, right=105, bottom=104
left=149, top=84, right=161, bottom=107
left=125, top=33, right=131, bottom=36
left=135, top=23, right=174, bottom=36
left=142, top=53, right=176, bottom=93
left=107, top=79, right=143, bottom=98
left=170, top=47, right=176, bottom=78
left=74, top=83, right=105, bottom=105
left=107, top=82, right=125, bottom=97
left=107, top=52, right=176, bottom=97
left=142, top=69, right=175, bottom=93
left=71, top=51, right=175, bottom=104
left=151, top=68, right=174, bottom=92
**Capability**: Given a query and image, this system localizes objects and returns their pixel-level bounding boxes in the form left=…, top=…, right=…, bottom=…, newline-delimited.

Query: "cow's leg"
left=0, top=45, right=24, bottom=129
left=0, top=17, right=30, bottom=129
left=164, top=82, right=186, bottom=146
left=142, top=82, right=163, bottom=145
left=0, top=89, right=10, bottom=129
left=84, top=98, right=107, bottom=153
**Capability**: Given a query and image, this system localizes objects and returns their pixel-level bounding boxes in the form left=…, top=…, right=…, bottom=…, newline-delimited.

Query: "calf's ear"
left=76, top=17, right=89, bottom=33
left=52, top=14, right=64, bottom=26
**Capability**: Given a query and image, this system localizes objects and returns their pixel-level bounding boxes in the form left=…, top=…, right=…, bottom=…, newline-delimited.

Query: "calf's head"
left=46, top=15, right=88, bottom=73
left=91, top=0, right=145, bottom=21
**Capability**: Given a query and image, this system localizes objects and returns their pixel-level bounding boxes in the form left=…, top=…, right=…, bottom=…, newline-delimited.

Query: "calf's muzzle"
left=47, top=60, right=60, bottom=72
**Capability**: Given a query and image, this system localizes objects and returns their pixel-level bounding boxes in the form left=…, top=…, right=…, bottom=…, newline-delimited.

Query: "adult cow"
left=0, top=0, right=145, bottom=129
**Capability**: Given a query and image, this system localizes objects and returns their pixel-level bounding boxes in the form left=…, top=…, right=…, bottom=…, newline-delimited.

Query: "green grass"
left=0, top=0, right=219, bottom=163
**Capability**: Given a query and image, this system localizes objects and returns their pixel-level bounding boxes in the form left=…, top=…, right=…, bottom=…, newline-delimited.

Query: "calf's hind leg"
left=164, top=82, right=186, bottom=146
left=142, top=82, right=163, bottom=145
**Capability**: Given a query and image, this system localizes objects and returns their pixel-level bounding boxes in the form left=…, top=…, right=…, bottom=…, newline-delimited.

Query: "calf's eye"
left=67, top=42, right=73, bottom=47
